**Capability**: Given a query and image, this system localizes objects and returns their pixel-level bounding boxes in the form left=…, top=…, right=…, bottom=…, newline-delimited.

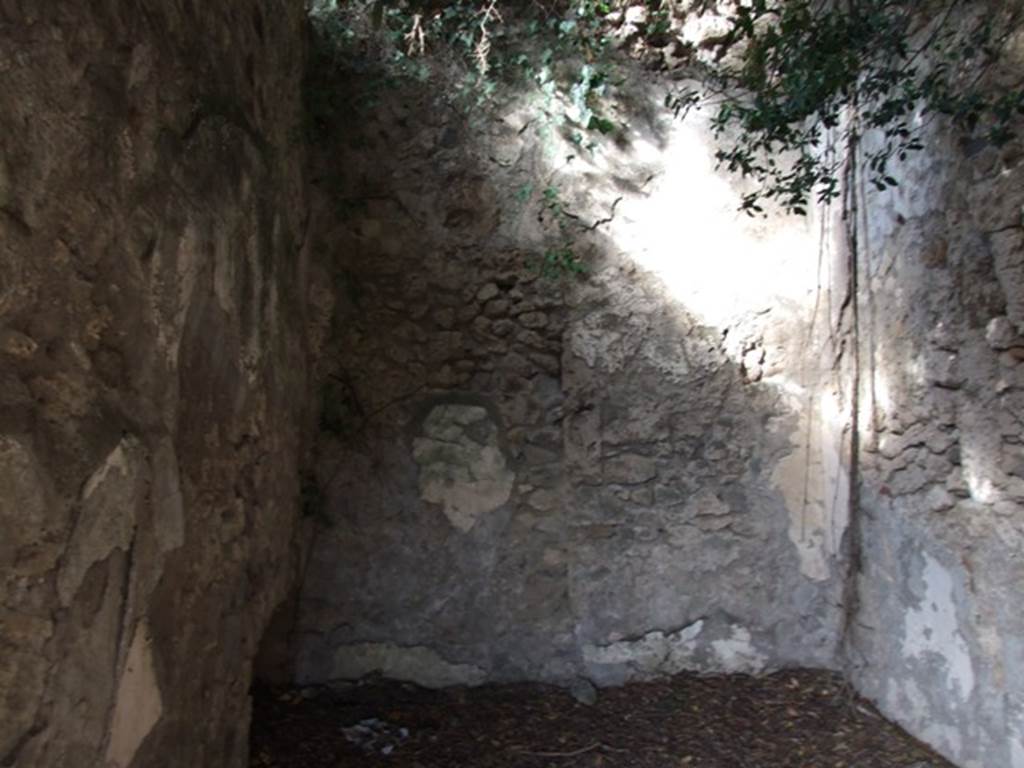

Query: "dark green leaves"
left=672, top=0, right=1024, bottom=215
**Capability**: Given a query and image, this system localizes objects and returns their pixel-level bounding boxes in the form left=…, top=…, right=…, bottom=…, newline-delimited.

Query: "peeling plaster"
left=1010, top=713, right=1024, bottom=768
left=709, top=625, right=768, bottom=674
left=58, top=437, right=145, bottom=605
left=902, top=554, right=976, bottom=704
left=582, top=620, right=769, bottom=679
left=106, top=622, right=163, bottom=768
left=413, top=404, right=514, bottom=532
left=582, top=620, right=705, bottom=673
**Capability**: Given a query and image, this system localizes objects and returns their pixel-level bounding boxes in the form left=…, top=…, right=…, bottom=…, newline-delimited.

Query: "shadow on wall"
left=0, top=2, right=310, bottom=766
left=273, top=27, right=853, bottom=693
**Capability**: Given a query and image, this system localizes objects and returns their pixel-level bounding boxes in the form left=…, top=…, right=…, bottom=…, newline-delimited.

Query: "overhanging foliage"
left=311, top=0, right=1024, bottom=215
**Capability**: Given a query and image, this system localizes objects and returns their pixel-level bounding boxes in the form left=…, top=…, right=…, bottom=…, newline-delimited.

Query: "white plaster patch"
left=413, top=404, right=514, bottom=532
left=582, top=620, right=705, bottom=674
left=709, top=625, right=768, bottom=674
left=963, top=463, right=999, bottom=503
left=82, top=440, right=134, bottom=501
left=58, top=437, right=145, bottom=605
left=1007, top=706, right=1024, bottom=768
left=106, top=621, right=163, bottom=768
left=902, top=554, right=976, bottom=703
left=569, top=312, right=630, bottom=373
left=1011, top=728, right=1024, bottom=768
left=330, top=643, right=487, bottom=688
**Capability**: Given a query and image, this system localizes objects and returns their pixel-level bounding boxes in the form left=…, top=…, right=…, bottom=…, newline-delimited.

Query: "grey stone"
left=477, top=283, right=500, bottom=302
left=491, top=319, right=515, bottom=337
left=986, top=316, right=1017, bottom=350
left=604, top=453, right=657, bottom=484
left=519, top=311, right=548, bottom=329
left=435, top=308, right=456, bottom=329
left=0, top=437, right=63, bottom=577
left=527, top=488, right=560, bottom=512
left=0, top=608, right=52, bottom=761
left=484, top=299, right=510, bottom=318
left=567, top=677, right=598, bottom=706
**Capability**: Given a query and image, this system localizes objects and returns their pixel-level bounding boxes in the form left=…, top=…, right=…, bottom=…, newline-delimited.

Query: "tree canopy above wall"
left=312, top=0, right=1024, bottom=215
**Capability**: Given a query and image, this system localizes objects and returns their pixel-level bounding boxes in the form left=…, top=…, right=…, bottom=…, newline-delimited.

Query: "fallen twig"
left=514, top=741, right=628, bottom=757
left=514, top=742, right=601, bottom=757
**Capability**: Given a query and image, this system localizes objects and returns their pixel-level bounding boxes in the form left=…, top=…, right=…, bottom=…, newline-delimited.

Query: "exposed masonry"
left=3, top=5, right=1021, bottom=768
left=294, top=71, right=847, bottom=691
left=843, top=123, right=1024, bottom=768
left=293, top=48, right=1024, bottom=768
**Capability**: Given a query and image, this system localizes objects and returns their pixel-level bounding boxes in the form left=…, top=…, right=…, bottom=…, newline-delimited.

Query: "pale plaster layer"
left=106, top=623, right=163, bottom=768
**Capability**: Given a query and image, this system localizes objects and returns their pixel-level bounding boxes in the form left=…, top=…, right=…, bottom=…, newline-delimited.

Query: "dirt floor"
left=249, top=670, right=953, bottom=768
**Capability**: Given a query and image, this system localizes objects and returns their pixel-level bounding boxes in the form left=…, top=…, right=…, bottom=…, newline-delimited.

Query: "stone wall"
left=0, top=2, right=311, bottom=766
left=846, top=121, right=1024, bottom=767
left=294, top=58, right=850, bottom=689
left=5, top=3, right=1021, bottom=766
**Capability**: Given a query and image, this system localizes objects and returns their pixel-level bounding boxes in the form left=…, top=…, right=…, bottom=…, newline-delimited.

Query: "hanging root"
left=474, top=0, right=502, bottom=77
left=404, top=12, right=425, bottom=57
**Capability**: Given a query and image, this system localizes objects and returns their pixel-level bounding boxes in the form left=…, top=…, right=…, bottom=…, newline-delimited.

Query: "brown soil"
left=249, top=669, right=952, bottom=768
